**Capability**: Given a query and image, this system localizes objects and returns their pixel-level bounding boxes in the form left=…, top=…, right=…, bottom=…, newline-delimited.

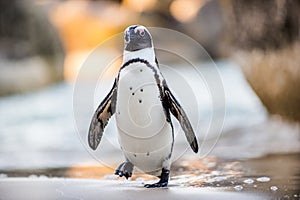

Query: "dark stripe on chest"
left=120, top=58, right=171, bottom=123
left=120, top=58, right=162, bottom=95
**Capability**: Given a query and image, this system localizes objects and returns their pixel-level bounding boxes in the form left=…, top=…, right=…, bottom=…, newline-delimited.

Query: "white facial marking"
left=125, top=26, right=131, bottom=33
left=134, top=26, right=145, bottom=36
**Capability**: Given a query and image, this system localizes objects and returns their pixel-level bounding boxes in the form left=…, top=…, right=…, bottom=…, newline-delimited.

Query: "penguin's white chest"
left=115, top=62, right=173, bottom=174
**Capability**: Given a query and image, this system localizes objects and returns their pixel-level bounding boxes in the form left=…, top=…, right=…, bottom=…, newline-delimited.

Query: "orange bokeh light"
left=170, top=0, right=205, bottom=23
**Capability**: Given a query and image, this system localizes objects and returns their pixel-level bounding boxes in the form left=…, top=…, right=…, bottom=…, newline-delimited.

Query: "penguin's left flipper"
left=164, top=85, right=199, bottom=153
left=88, top=78, right=118, bottom=150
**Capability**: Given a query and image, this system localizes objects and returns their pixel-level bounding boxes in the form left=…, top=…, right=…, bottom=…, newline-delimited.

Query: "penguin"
left=88, top=25, right=198, bottom=188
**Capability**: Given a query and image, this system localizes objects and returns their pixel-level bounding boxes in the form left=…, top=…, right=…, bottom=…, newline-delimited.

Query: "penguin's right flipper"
left=88, top=78, right=118, bottom=150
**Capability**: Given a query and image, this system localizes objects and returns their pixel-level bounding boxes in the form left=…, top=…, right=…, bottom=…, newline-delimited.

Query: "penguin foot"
left=115, top=162, right=134, bottom=179
left=144, top=168, right=169, bottom=188
left=144, top=180, right=168, bottom=188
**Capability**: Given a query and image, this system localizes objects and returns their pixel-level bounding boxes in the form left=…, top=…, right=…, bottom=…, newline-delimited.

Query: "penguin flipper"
left=164, top=86, right=199, bottom=153
left=88, top=78, right=118, bottom=150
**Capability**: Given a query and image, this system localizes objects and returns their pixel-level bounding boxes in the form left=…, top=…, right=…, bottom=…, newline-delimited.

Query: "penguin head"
left=124, top=25, right=152, bottom=51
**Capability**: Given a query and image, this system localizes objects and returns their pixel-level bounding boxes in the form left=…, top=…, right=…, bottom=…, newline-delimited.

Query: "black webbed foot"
left=144, top=181, right=168, bottom=188
left=115, top=162, right=134, bottom=179
left=144, top=168, right=169, bottom=188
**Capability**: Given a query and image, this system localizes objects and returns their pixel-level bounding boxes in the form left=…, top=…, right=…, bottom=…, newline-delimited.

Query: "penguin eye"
left=139, top=31, right=145, bottom=37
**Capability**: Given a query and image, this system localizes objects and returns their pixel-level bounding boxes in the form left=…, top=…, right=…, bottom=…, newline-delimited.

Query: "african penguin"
left=88, top=25, right=198, bottom=188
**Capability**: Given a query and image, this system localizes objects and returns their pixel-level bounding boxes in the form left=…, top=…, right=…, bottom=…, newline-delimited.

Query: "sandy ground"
left=0, top=178, right=267, bottom=200
left=1, top=154, right=299, bottom=200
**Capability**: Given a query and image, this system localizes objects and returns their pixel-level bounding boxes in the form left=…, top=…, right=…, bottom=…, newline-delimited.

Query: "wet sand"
left=0, top=178, right=265, bottom=200
left=1, top=153, right=299, bottom=199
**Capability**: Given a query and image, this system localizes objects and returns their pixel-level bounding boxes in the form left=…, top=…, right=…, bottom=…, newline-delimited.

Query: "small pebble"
left=256, top=177, right=270, bottom=182
left=243, top=178, right=254, bottom=184
left=270, top=186, right=278, bottom=191
left=234, top=185, right=243, bottom=191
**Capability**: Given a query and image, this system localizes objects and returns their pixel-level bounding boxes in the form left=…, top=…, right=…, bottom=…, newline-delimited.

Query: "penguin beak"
left=125, top=25, right=138, bottom=42
left=125, top=31, right=130, bottom=43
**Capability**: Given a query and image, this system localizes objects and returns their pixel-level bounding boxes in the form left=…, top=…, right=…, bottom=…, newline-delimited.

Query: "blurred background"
left=0, top=0, right=299, bottom=197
